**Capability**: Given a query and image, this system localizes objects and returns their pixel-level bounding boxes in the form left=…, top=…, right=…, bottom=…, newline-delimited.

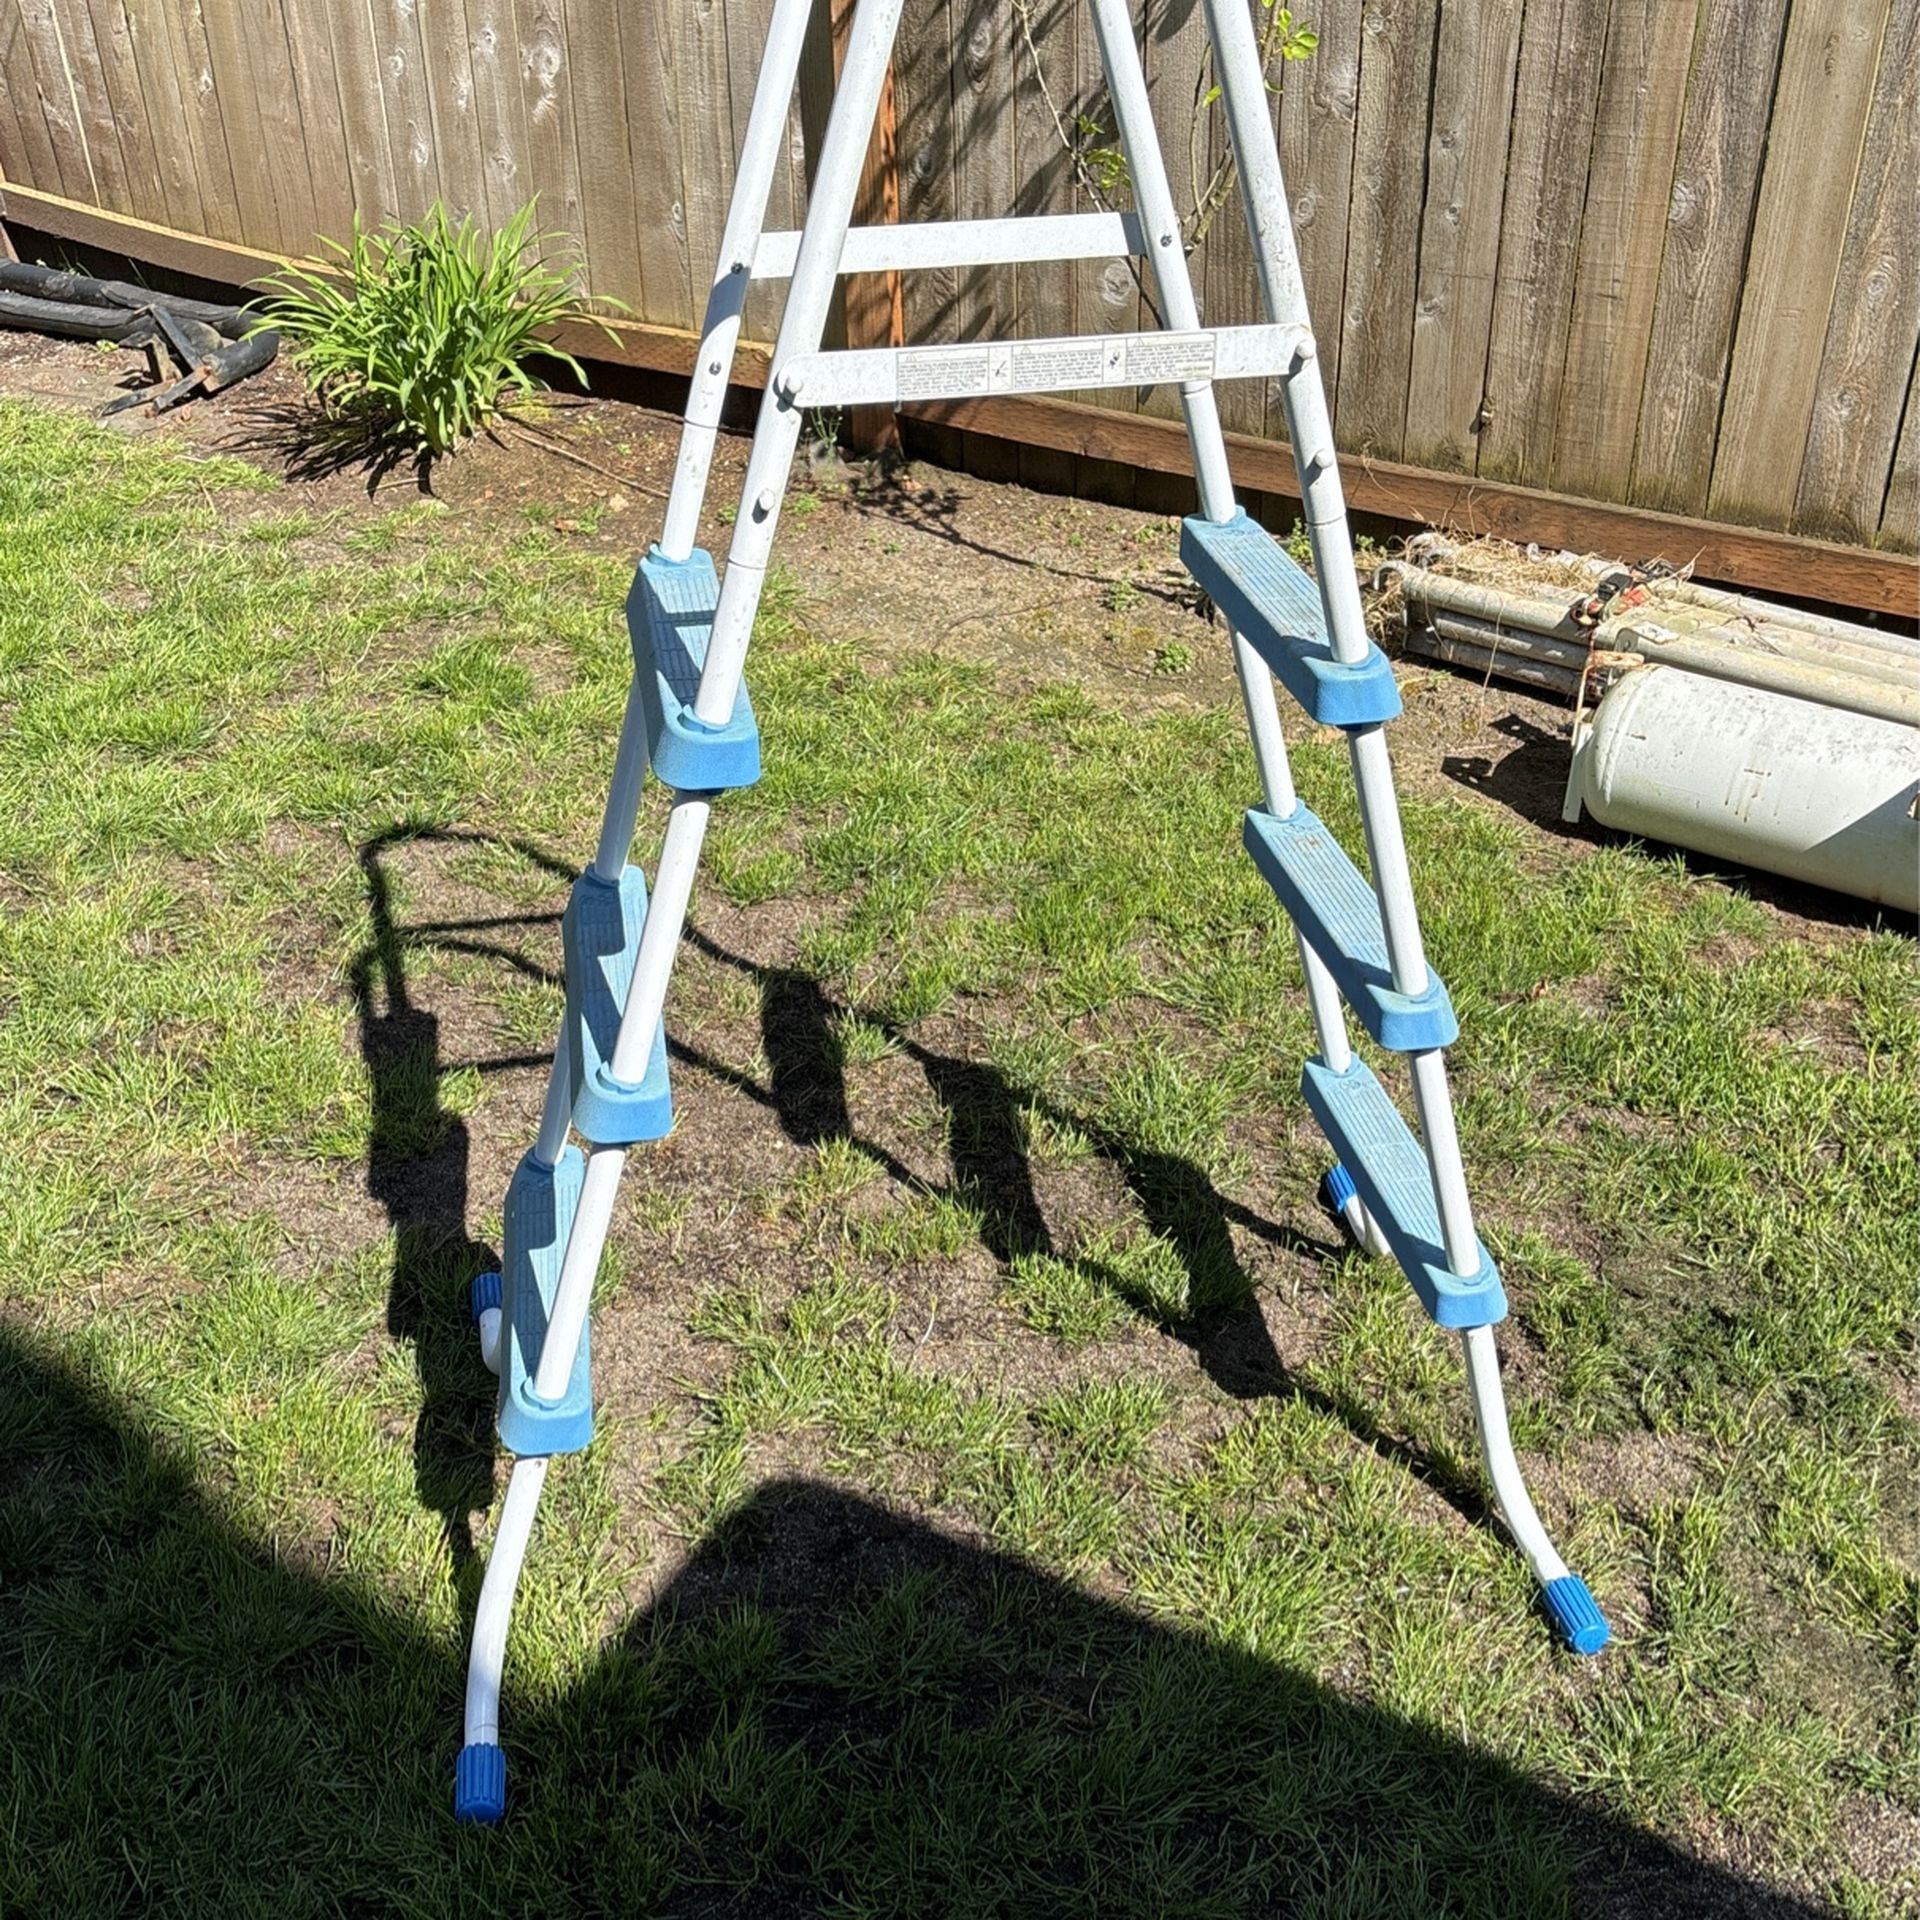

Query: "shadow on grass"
left=683, top=927, right=1495, bottom=1530
left=0, top=1320, right=1825, bottom=1917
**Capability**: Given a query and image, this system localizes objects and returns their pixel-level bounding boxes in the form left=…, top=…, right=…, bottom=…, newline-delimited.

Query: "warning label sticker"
left=893, top=329, right=1219, bottom=402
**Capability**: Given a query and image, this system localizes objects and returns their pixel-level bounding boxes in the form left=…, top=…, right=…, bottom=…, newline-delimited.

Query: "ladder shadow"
left=349, top=827, right=573, bottom=1569
left=341, top=826, right=1492, bottom=1546
left=684, top=928, right=1494, bottom=1529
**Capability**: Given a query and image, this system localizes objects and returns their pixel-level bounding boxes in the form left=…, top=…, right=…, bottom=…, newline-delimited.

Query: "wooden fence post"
left=830, top=0, right=904, bottom=456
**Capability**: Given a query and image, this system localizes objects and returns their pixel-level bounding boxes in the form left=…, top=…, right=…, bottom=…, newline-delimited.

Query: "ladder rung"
left=777, top=323, right=1307, bottom=410
left=628, top=547, right=761, bottom=795
left=497, top=1144, right=594, bottom=1456
left=1300, top=1057, right=1506, bottom=1329
left=754, top=211, right=1148, bottom=279
left=1243, top=806, right=1458, bottom=1053
left=1181, top=511, right=1401, bottom=728
left=563, top=866, right=672, bottom=1148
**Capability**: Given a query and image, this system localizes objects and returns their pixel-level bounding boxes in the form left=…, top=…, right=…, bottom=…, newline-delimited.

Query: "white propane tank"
left=1567, top=666, right=1920, bottom=914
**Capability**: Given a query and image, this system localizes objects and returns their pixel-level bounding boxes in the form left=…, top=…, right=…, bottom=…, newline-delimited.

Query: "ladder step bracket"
left=628, top=547, right=762, bottom=795
left=753, top=210, right=1150, bottom=279
left=1181, top=511, right=1402, bottom=728
left=1300, top=1057, right=1507, bottom=1329
left=778, top=323, right=1307, bottom=410
left=1244, top=806, right=1459, bottom=1052
left=497, top=1145, right=594, bottom=1457
left=564, top=866, right=673, bottom=1148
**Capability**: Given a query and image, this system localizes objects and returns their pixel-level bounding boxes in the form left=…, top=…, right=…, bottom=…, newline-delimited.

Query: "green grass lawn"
left=1, top=401, right=1915, bottom=1917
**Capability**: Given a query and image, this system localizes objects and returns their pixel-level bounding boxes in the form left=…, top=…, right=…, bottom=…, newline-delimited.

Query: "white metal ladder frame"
left=451, top=0, right=1607, bottom=1825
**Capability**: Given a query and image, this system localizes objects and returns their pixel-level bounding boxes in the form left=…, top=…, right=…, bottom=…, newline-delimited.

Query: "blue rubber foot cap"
left=1323, top=1162, right=1358, bottom=1212
left=469, top=1271, right=503, bottom=1325
left=455, top=1741, right=506, bottom=1824
left=1543, top=1574, right=1611, bottom=1656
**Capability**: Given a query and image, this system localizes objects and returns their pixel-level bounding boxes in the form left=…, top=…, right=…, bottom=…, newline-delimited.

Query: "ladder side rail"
left=660, top=0, right=816, bottom=563
left=1205, top=1, right=1483, bottom=1274
left=1084, top=0, right=1354, bottom=1077
left=529, top=0, right=910, bottom=1409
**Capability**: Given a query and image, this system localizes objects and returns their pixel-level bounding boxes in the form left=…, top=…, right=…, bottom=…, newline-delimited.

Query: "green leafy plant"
left=258, top=200, right=612, bottom=454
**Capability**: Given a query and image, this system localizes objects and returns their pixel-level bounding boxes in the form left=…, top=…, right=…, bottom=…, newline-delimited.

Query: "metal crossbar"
left=449, top=0, right=1611, bottom=1827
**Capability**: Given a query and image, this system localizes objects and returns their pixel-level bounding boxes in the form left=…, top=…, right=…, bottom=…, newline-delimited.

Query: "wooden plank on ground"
left=6, top=173, right=1910, bottom=612
left=899, top=386, right=1920, bottom=613
left=1403, top=0, right=1522, bottom=473
left=1627, top=0, right=1787, bottom=515
left=1549, top=0, right=1696, bottom=503
left=1794, top=0, right=1920, bottom=546
left=1475, top=0, right=1608, bottom=487
left=1878, top=354, right=1919, bottom=552
left=1278, top=0, right=1361, bottom=406
left=1707, top=0, right=1891, bottom=528
left=1334, top=0, right=1438, bottom=459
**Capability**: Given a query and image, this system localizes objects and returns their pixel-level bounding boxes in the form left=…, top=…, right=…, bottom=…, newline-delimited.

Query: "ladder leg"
left=1083, top=0, right=1357, bottom=1092
left=455, top=0, right=911, bottom=1813
left=1201, top=0, right=1605, bottom=1648
left=453, top=1455, right=550, bottom=1823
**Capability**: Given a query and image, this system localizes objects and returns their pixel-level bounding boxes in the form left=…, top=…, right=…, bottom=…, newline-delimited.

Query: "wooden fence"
left=2, top=0, right=1915, bottom=582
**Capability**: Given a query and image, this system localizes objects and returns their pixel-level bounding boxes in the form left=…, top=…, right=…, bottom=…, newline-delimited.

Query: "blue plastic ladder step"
left=1180, top=510, right=1401, bottom=728
left=1300, top=1056, right=1507, bottom=1328
left=497, top=1145, right=593, bottom=1456
left=627, top=545, right=761, bottom=794
left=563, top=865, right=672, bottom=1148
left=1243, top=805, right=1458, bottom=1052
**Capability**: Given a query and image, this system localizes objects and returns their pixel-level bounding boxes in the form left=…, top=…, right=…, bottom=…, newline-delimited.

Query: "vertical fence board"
left=1403, top=0, right=1521, bottom=473
left=507, top=0, right=579, bottom=250
left=951, top=0, right=1013, bottom=342
left=165, top=0, right=244, bottom=242
left=196, top=0, right=287, bottom=247
left=1, top=5, right=73, bottom=201
left=1137, top=0, right=1207, bottom=426
left=1278, top=0, right=1360, bottom=405
left=554, top=0, right=641, bottom=310
left=17, top=0, right=98, bottom=201
left=1011, top=0, right=1080, bottom=487
left=1793, top=0, right=1919, bottom=546
left=1198, top=41, right=1266, bottom=440
left=57, top=0, right=130, bottom=211
left=278, top=2, right=354, bottom=244
left=1548, top=0, right=1695, bottom=503
left=892, top=0, right=959, bottom=346
left=1878, top=355, right=1918, bottom=551
left=425, top=0, right=491, bottom=228
left=1707, top=0, right=1891, bottom=527
left=459, top=0, right=532, bottom=235
left=660, top=0, right=735, bottom=329
left=74, top=0, right=152, bottom=218
left=374, top=0, right=447, bottom=219
left=1475, top=0, right=1608, bottom=485
left=1335, top=0, right=1437, bottom=458
left=251, top=0, right=324, bottom=253
left=1627, top=0, right=1786, bottom=514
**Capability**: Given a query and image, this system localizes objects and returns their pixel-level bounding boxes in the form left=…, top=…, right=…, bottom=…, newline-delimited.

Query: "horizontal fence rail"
left=0, top=0, right=1913, bottom=564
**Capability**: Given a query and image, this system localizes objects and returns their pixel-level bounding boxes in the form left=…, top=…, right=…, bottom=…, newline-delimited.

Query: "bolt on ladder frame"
left=451, top=0, right=1608, bottom=1825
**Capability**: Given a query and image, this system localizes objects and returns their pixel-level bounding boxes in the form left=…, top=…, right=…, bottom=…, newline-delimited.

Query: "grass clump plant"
left=260, top=199, right=608, bottom=455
